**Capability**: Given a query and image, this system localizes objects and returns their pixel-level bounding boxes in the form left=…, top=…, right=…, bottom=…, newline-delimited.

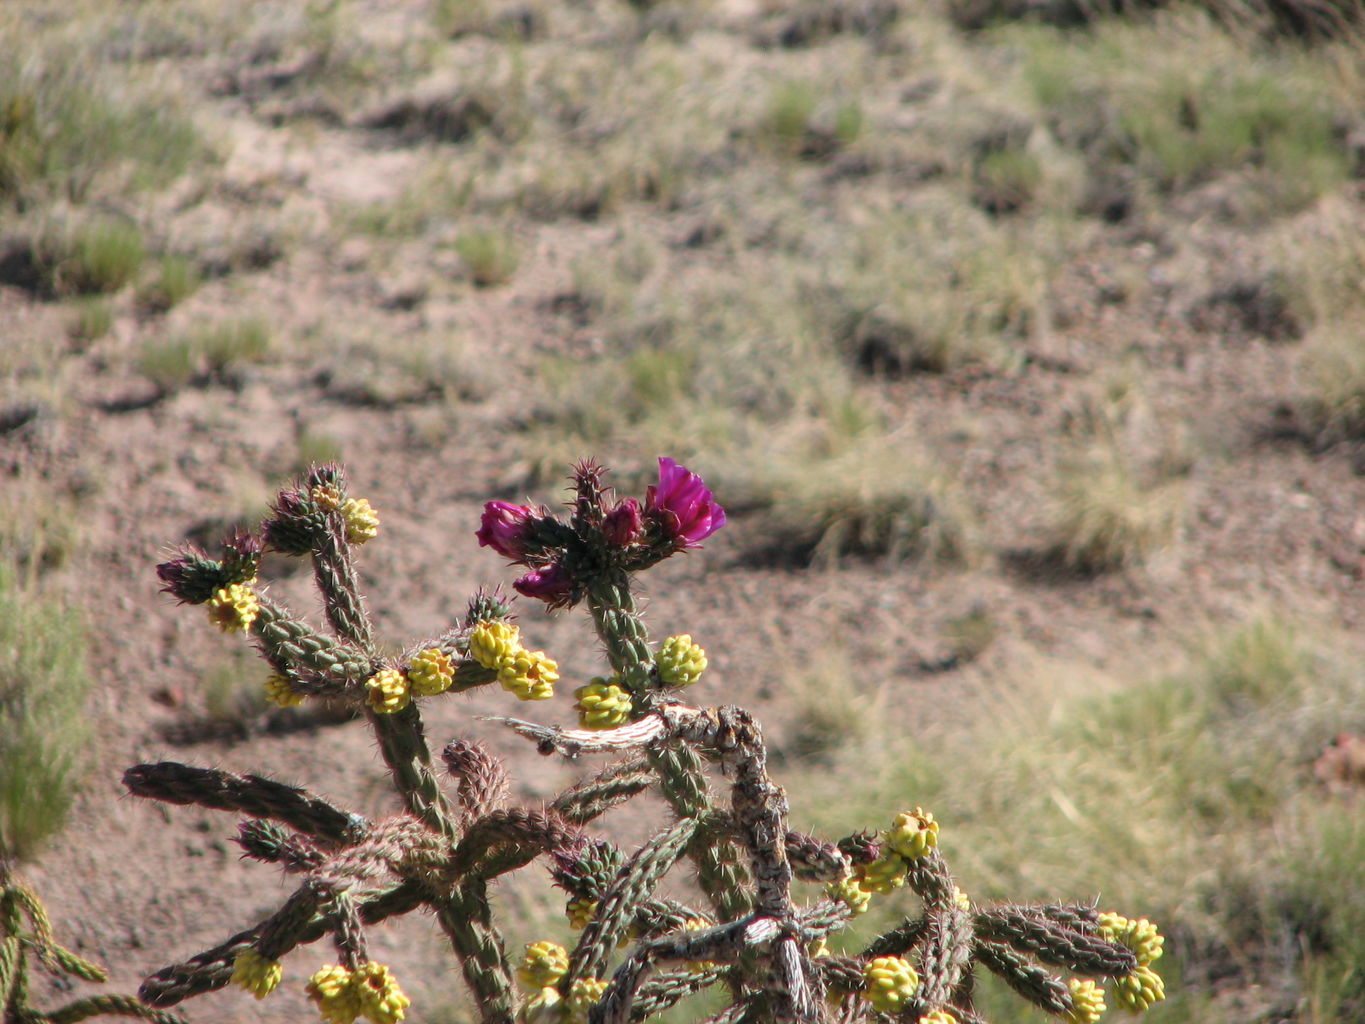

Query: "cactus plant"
left=119, top=457, right=1166, bottom=1024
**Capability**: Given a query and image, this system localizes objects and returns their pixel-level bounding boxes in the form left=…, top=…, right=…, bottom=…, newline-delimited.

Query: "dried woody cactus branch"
left=114, top=457, right=1168, bottom=1024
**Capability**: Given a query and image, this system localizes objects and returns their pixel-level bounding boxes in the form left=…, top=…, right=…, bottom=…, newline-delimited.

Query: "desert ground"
left=3, top=0, right=1365, bottom=1021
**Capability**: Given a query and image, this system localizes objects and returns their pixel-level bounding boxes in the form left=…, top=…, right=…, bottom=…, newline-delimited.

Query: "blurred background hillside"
left=2, top=0, right=1365, bottom=1021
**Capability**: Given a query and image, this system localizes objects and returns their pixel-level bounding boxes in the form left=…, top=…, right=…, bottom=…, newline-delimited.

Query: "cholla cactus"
left=123, top=458, right=1167, bottom=1024
left=0, top=868, right=183, bottom=1022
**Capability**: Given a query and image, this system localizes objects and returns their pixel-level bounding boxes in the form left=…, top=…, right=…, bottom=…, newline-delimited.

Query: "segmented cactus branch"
left=122, top=763, right=366, bottom=844
left=434, top=882, right=516, bottom=1024
left=138, top=882, right=425, bottom=1006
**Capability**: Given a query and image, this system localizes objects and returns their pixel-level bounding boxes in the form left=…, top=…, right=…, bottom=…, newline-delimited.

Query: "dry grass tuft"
left=720, top=435, right=979, bottom=569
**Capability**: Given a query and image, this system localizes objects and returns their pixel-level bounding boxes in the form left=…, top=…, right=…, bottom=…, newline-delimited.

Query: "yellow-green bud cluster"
left=499, top=648, right=558, bottom=701
left=519, top=986, right=562, bottom=1024
left=516, top=941, right=569, bottom=990
left=231, top=949, right=282, bottom=1000
left=311, top=484, right=344, bottom=511
left=342, top=497, right=380, bottom=544
left=884, top=808, right=938, bottom=861
left=469, top=621, right=520, bottom=667
left=467, top=621, right=558, bottom=701
left=407, top=647, right=455, bottom=697
left=825, top=873, right=872, bottom=915
left=1112, top=965, right=1165, bottom=1012
left=1098, top=913, right=1163, bottom=966
left=264, top=673, right=304, bottom=708
left=207, top=582, right=259, bottom=633
left=575, top=677, right=633, bottom=729
left=306, top=964, right=363, bottom=1024
left=1066, top=978, right=1106, bottom=1024
left=365, top=668, right=411, bottom=714
left=861, top=956, right=919, bottom=1014
left=857, top=851, right=909, bottom=894
left=952, top=886, right=971, bottom=911
left=353, top=962, right=410, bottom=1024
left=566, top=897, right=596, bottom=930
left=656, top=634, right=707, bottom=688
left=566, top=977, right=608, bottom=1023
left=307, top=962, right=410, bottom=1024
left=918, top=1012, right=958, bottom=1024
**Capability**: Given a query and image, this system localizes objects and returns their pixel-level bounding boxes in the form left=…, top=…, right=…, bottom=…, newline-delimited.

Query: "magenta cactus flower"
left=513, top=562, right=574, bottom=606
left=602, top=498, right=643, bottom=547
left=644, top=457, right=726, bottom=549
left=477, top=501, right=538, bottom=562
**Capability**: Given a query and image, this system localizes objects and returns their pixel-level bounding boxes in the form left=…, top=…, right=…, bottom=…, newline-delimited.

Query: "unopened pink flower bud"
left=477, top=501, right=537, bottom=562
left=514, top=562, right=574, bottom=606
left=602, top=499, right=643, bottom=547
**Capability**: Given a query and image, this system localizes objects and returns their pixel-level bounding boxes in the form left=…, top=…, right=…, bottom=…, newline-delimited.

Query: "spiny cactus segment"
left=122, top=457, right=1168, bottom=1024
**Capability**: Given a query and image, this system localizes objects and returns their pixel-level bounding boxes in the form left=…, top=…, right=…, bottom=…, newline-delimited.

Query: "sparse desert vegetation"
left=2, top=0, right=1365, bottom=1021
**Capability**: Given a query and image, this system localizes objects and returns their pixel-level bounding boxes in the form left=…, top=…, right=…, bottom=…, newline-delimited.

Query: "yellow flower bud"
left=468, top=621, right=521, bottom=670
left=825, top=874, right=872, bottom=915
left=918, top=1012, right=958, bottom=1024
left=884, top=807, right=938, bottom=860
left=499, top=649, right=558, bottom=701
left=1099, top=912, right=1164, bottom=966
left=365, top=668, right=410, bottom=714
left=518, top=986, right=562, bottom=1024
left=264, top=672, right=304, bottom=708
left=566, top=977, right=609, bottom=1023
left=231, top=949, right=282, bottom=999
left=207, top=583, right=259, bottom=633
left=342, top=497, right=380, bottom=544
left=1113, top=964, right=1165, bottom=1012
left=861, top=956, right=919, bottom=1014
left=517, top=941, right=569, bottom=990
left=857, top=852, right=909, bottom=894
left=407, top=648, right=455, bottom=697
left=1066, top=978, right=1106, bottom=1024
left=575, top=678, right=633, bottom=729
left=306, top=964, right=361, bottom=1024
left=566, top=897, right=597, bottom=930
left=352, top=961, right=410, bottom=1024
left=311, top=484, right=343, bottom=511
left=656, top=634, right=707, bottom=688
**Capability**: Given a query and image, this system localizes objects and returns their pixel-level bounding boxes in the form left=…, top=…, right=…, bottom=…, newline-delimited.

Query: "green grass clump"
left=1295, top=314, right=1365, bottom=442
left=972, top=145, right=1043, bottom=214
left=47, top=221, right=146, bottom=296
left=1038, top=379, right=1188, bottom=574
left=1012, top=14, right=1351, bottom=211
left=136, top=254, right=202, bottom=314
left=0, top=47, right=199, bottom=206
left=455, top=228, right=519, bottom=287
left=763, top=81, right=862, bottom=159
left=0, top=566, right=90, bottom=862
left=831, top=199, right=1053, bottom=374
left=139, top=318, right=272, bottom=389
left=68, top=297, right=113, bottom=344
left=1044, top=442, right=1184, bottom=574
left=722, top=436, right=978, bottom=568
